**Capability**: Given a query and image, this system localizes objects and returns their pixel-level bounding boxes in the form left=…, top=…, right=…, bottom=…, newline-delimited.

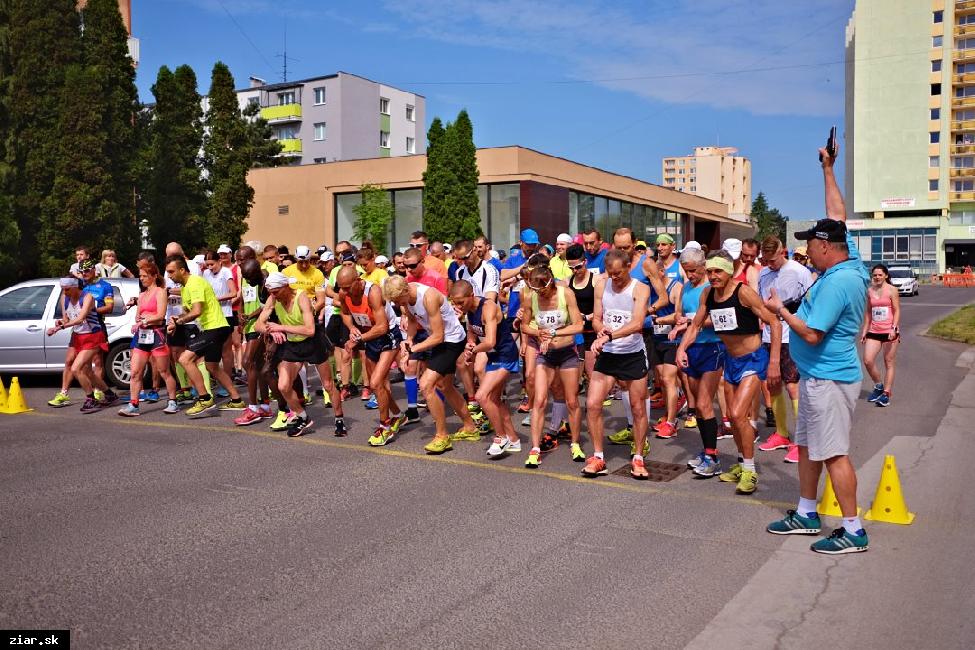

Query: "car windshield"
left=889, top=269, right=913, bottom=279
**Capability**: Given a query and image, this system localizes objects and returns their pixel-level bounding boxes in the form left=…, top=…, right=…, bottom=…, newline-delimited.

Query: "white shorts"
left=794, top=377, right=859, bottom=461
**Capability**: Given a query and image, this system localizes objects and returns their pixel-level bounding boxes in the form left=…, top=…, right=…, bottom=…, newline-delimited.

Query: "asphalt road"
left=1, top=286, right=973, bottom=649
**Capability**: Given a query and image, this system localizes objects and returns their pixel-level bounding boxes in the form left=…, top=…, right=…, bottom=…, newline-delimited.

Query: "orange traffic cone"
left=865, top=455, right=915, bottom=525
left=0, top=376, right=7, bottom=411
left=1, top=376, right=32, bottom=414
left=817, top=473, right=861, bottom=517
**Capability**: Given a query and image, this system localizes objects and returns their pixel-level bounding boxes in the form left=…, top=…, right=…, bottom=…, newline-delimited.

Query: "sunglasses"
left=405, top=263, right=420, bottom=270
left=455, top=252, right=471, bottom=260
left=568, top=263, right=586, bottom=270
left=527, top=279, right=553, bottom=291
left=409, top=242, right=427, bottom=248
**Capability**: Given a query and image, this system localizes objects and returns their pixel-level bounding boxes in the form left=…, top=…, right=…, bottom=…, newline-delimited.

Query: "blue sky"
left=135, top=0, right=856, bottom=221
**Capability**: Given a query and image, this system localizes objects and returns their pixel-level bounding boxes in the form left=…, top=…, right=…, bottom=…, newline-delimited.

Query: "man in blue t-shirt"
left=582, top=229, right=607, bottom=272
left=764, top=142, right=871, bottom=555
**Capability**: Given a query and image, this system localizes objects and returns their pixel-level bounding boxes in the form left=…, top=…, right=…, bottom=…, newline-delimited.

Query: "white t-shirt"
left=204, top=267, right=235, bottom=317
left=454, top=261, right=500, bottom=299
left=758, top=259, right=813, bottom=345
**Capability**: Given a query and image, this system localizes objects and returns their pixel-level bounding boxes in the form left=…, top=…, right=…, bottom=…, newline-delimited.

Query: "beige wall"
left=661, top=146, right=752, bottom=217
left=245, top=146, right=732, bottom=250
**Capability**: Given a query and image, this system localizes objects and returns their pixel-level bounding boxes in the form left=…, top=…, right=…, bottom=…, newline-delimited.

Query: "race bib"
left=653, top=323, right=672, bottom=336
left=137, top=328, right=155, bottom=345
left=351, top=312, right=372, bottom=328
left=710, top=307, right=738, bottom=332
left=168, top=295, right=181, bottom=307
left=471, top=324, right=485, bottom=338
left=871, top=306, right=890, bottom=322
left=243, top=286, right=258, bottom=303
left=536, top=310, right=562, bottom=328
left=604, top=309, right=631, bottom=331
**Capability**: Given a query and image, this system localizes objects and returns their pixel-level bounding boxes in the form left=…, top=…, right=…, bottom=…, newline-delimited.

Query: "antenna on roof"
left=275, top=18, right=299, bottom=82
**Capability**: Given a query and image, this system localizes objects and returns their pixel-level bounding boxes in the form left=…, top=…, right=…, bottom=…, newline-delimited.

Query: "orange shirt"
left=425, top=255, right=448, bottom=277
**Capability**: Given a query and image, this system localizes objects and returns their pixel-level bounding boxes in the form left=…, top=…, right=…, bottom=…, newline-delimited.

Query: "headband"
left=705, top=257, right=735, bottom=275
left=60, top=277, right=80, bottom=288
left=265, top=272, right=296, bottom=289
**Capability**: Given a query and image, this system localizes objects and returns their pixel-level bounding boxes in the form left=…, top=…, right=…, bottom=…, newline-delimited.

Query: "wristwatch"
left=548, top=327, right=557, bottom=337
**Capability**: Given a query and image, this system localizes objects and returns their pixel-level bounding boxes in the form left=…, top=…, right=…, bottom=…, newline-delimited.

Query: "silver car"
left=0, top=278, right=142, bottom=389
left=888, top=266, right=919, bottom=296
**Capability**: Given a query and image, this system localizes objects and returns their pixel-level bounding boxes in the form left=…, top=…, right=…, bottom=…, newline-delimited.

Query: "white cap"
left=216, top=244, right=232, bottom=254
left=489, top=250, right=500, bottom=259
left=683, top=240, right=702, bottom=251
left=443, top=243, right=452, bottom=253
left=322, top=251, right=335, bottom=262
left=265, top=272, right=296, bottom=289
left=556, top=233, right=573, bottom=244
left=295, top=245, right=311, bottom=260
left=191, top=254, right=205, bottom=265
left=245, top=240, right=262, bottom=252
left=722, top=238, right=742, bottom=261
left=375, top=255, right=389, bottom=264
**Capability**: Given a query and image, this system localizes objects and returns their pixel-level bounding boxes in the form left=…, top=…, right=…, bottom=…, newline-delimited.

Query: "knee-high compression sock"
left=352, top=357, right=362, bottom=386
left=175, top=363, right=190, bottom=390
left=791, top=398, right=799, bottom=418
left=772, top=392, right=791, bottom=438
left=699, top=417, right=718, bottom=453
left=405, top=374, right=418, bottom=407
left=549, top=401, right=567, bottom=430
left=198, top=362, right=211, bottom=394
left=299, top=366, right=308, bottom=394
left=622, top=393, right=634, bottom=427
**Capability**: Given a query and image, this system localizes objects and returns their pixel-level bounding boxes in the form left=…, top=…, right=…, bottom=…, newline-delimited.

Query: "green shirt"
left=181, top=275, right=228, bottom=331
left=550, top=256, right=571, bottom=281
left=241, top=278, right=262, bottom=335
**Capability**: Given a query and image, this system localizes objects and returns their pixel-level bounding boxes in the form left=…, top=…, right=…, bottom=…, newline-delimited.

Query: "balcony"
left=260, top=103, right=302, bottom=123
left=950, top=167, right=975, bottom=176
left=954, top=48, right=975, bottom=64
left=957, top=1, right=975, bottom=15
left=954, top=72, right=975, bottom=84
left=951, top=191, right=975, bottom=200
left=952, top=143, right=975, bottom=153
left=277, top=138, right=302, bottom=155
left=956, top=23, right=975, bottom=37
left=952, top=119, right=975, bottom=130
left=952, top=95, right=975, bottom=107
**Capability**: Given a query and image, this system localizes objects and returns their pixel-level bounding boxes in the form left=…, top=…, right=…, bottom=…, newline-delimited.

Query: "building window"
left=953, top=156, right=974, bottom=167
left=380, top=130, right=390, bottom=148
left=247, top=96, right=259, bottom=107
left=380, top=97, right=390, bottom=114
left=277, top=91, right=295, bottom=105
left=314, top=122, right=326, bottom=141
left=932, top=83, right=942, bottom=95
left=406, top=136, right=415, bottom=154
left=933, top=35, right=943, bottom=48
left=929, top=179, right=939, bottom=191
left=931, top=131, right=941, bottom=144
left=678, top=160, right=685, bottom=166
left=932, top=107, right=941, bottom=120
left=690, top=186, right=696, bottom=192
left=406, top=104, right=415, bottom=121
left=933, top=10, right=943, bottom=24
left=314, top=87, right=326, bottom=104
left=932, top=59, right=942, bottom=72
left=313, top=157, right=326, bottom=164
left=931, top=155, right=941, bottom=167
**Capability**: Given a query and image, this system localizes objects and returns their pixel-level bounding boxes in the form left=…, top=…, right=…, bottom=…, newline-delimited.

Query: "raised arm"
left=821, top=141, right=846, bottom=221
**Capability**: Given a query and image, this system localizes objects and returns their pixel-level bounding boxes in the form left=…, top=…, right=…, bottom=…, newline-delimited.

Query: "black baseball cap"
left=794, top=218, right=847, bottom=243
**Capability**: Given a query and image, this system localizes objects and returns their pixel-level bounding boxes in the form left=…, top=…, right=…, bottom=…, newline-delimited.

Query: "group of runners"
left=48, top=144, right=896, bottom=554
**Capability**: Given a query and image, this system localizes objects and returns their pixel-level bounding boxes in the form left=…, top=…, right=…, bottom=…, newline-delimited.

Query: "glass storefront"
left=849, top=227, right=938, bottom=274
left=569, top=191, right=683, bottom=246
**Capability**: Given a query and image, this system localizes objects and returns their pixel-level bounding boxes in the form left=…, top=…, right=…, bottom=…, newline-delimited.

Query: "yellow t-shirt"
left=549, top=256, right=571, bottom=281
left=261, top=260, right=279, bottom=274
left=361, top=267, right=389, bottom=285
left=181, top=275, right=228, bottom=331
left=283, top=264, right=326, bottom=298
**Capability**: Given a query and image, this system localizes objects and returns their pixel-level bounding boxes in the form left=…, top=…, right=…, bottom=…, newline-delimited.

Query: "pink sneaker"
left=654, top=421, right=678, bottom=439
left=759, top=432, right=791, bottom=452
left=783, top=444, right=799, bottom=463
left=234, top=409, right=263, bottom=426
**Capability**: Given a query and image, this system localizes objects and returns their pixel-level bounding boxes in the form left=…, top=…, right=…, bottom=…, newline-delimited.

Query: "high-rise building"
left=236, top=72, right=425, bottom=165
left=661, top=146, right=751, bottom=219
left=845, top=0, right=975, bottom=274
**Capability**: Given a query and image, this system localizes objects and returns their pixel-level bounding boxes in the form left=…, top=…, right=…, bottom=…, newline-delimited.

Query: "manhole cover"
left=611, top=459, right=687, bottom=482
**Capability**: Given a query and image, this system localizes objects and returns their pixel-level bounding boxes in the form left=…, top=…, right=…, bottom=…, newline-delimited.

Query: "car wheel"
left=106, top=340, right=134, bottom=390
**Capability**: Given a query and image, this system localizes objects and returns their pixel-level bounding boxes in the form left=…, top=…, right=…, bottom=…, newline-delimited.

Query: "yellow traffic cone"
left=1, top=376, right=33, bottom=414
left=817, top=473, right=861, bottom=517
left=0, top=375, right=8, bottom=411
left=865, top=454, right=915, bottom=525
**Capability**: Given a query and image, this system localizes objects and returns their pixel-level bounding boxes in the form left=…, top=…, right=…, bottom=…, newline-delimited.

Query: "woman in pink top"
left=860, top=264, right=900, bottom=407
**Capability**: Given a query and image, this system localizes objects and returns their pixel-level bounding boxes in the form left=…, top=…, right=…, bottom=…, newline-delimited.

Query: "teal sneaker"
left=767, top=510, right=822, bottom=535
left=810, top=528, right=869, bottom=554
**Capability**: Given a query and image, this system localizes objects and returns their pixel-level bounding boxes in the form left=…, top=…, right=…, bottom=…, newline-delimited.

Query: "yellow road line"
left=22, top=411, right=792, bottom=510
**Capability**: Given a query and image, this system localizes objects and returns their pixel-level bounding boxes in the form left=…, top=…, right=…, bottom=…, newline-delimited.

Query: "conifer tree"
left=421, top=117, right=450, bottom=242
left=0, top=0, right=21, bottom=286
left=446, top=109, right=482, bottom=240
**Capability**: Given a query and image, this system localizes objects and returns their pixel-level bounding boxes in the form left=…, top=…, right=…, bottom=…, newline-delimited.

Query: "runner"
left=204, top=251, right=240, bottom=403
left=450, top=280, right=521, bottom=457
left=566, top=244, right=597, bottom=387
left=582, top=229, right=608, bottom=272
left=382, top=275, right=480, bottom=454
left=654, top=233, right=686, bottom=283
left=254, top=272, right=317, bottom=437
left=685, top=251, right=781, bottom=494
left=583, top=249, right=653, bottom=480
left=520, top=264, right=585, bottom=467
left=409, top=230, right=447, bottom=277
left=861, top=264, right=900, bottom=407
left=118, top=262, right=179, bottom=416
left=549, top=233, right=574, bottom=280
left=336, top=266, right=406, bottom=445
left=164, top=255, right=245, bottom=417
left=232, top=259, right=274, bottom=426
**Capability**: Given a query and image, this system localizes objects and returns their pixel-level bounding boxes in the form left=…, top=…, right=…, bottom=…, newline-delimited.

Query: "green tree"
left=421, top=111, right=481, bottom=243
left=145, top=64, right=207, bottom=251
left=242, top=101, right=283, bottom=169
left=6, top=0, right=81, bottom=278
left=751, top=191, right=787, bottom=241
left=421, top=117, right=448, bottom=240
left=0, top=0, right=22, bottom=286
left=352, top=184, right=393, bottom=255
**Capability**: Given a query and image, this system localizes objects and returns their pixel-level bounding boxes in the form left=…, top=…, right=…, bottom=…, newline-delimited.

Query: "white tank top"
left=601, top=278, right=645, bottom=354
left=410, top=284, right=466, bottom=344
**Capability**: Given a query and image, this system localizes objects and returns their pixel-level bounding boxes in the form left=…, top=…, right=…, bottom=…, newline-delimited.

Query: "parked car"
left=0, top=278, right=141, bottom=389
left=888, top=266, right=919, bottom=296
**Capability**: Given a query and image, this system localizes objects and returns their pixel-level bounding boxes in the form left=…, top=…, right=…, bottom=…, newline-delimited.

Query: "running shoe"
left=718, top=463, right=742, bottom=483
left=524, top=449, right=541, bottom=468
left=339, top=384, right=353, bottom=402
left=556, top=420, right=572, bottom=440
left=99, top=390, right=119, bottom=407
left=764, top=406, right=775, bottom=428
left=608, top=426, right=633, bottom=445
left=269, top=410, right=293, bottom=431
left=654, top=421, right=678, bottom=439
left=676, top=393, right=688, bottom=415
left=759, top=433, right=791, bottom=452
left=683, top=414, right=698, bottom=429
left=48, top=391, right=71, bottom=408
left=718, top=419, right=733, bottom=440
left=629, top=438, right=651, bottom=457
left=521, top=414, right=531, bottom=426
left=163, top=400, right=179, bottom=414
left=365, top=394, right=379, bottom=410
left=581, top=456, right=608, bottom=477
left=539, top=433, right=558, bottom=453
left=368, top=423, right=394, bottom=447
left=138, top=390, right=159, bottom=403
left=80, top=397, right=101, bottom=414
left=487, top=436, right=518, bottom=457
left=610, top=386, right=623, bottom=401
left=602, top=397, right=613, bottom=407
left=219, top=398, right=246, bottom=411
left=424, top=436, right=453, bottom=454
left=783, top=444, right=799, bottom=464
left=389, top=414, right=408, bottom=434
left=810, top=528, right=869, bottom=554
left=93, top=389, right=105, bottom=402
left=630, top=456, right=649, bottom=480
left=321, top=391, right=332, bottom=408
left=303, top=391, right=314, bottom=407
left=866, top=383, right=884, bottom=403
left=334, top=417, right=348, bottom=437
left=233, top=371, right=248, bottom=387
left=186, top=397, right=216, bottom=417
left=876, top=392, right=890, bottom=407
left=650, top=395, right=665, bottom=410
left=451, top=427, right=482, bottom=442
left=649, top=389, right=662, bottom=402
left=417, top=397, right=427, bottom=409
left=176, top=390, right=195, bottom=405
left=234, top=409, right=263, bottom=426
left=214, top=386, right=230, bottom=398
left=687, top=451, right=707, bottom=470
left=693, top=455, right=721, bottom=478
left=766, top=510, right=822, bottom=536
left=517, top=396, right=531, bottom=413
left=287, top=415, right=314, bottom=438
left=570, top=442, right=586, bottom=462
left=404, top=407, right=421, bottom=424
left=360, top=386, right=372, bottom=401
left=736, top=469, right=758, bottom=494
left=118, top=403, right=140, bottom=417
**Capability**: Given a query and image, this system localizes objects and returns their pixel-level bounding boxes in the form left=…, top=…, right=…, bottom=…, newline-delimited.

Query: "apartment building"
left=845, top=0, right=975, bottom=274
left=236, top=72, right=425, bottom=165
left=661, top=147, right=751, bottom=219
